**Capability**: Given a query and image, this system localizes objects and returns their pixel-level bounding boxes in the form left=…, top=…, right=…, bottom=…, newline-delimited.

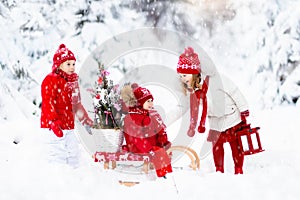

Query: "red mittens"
left=157, top=133, right=171, bottom=150
left=50, top=120, right=63, bottom=137
left=158, top=134, right=167, bottom=145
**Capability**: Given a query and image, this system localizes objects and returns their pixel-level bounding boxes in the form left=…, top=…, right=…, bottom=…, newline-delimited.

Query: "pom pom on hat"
left=59, top=44, right=66, bottom=49
left=177, top=47, right=201, bottom=74
left=52, top=44, right=76, bottom=72
left=120, top=84, right=136, bottom=108
left=132, top=84, right=153, bottom=107
left=131, top=83, right=139, bottom=90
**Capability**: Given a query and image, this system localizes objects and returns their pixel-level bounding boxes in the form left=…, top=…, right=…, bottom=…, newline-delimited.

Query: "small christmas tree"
left=88, top=63, right=121, bottom=129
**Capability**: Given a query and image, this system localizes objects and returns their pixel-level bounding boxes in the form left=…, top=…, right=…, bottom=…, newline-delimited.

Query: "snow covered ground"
left=0, top=0, right=299, bottom=199
left=1, top=104, right=299, bottom=200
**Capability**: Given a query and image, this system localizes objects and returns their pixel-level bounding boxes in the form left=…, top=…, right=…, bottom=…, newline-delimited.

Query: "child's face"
left=59, top=60, right=76, bottom=75
left=143, top=99, right=154, bottom=110
left=179, top=73, right=193, bottom=88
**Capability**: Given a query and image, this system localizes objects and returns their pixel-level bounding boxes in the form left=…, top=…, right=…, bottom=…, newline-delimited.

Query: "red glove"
left=50, top=120, right=63, bottom=138
left=241, top=110, right=250, bottom=122
left=122, top=145, right=129, bottom=152
left=158, top=134, right=166, bottom=144
left=198, top=124, right=206, bottom=133
left=157, top=134, right=171, bottom=150
left=187, top=125, right=196, bottom=137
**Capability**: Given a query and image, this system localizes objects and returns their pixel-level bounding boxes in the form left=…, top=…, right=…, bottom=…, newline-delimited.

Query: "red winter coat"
left=123, top=108, right=170, bottom=153
left=40, top=70, right=88, bottom=130
left=123, top=107, right=172, bottom=177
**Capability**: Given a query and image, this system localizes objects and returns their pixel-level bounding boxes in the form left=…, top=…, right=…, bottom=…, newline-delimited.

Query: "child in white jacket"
left=176, top=47, right=250, bottom=174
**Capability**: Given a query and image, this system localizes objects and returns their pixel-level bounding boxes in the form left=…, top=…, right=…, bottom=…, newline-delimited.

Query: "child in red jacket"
left=40, top=44, right=93, bottom=168
left=121, top=83, right=172, bottom=178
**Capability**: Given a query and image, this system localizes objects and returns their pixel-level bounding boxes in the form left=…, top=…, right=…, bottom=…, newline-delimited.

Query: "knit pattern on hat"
left=177, top=47, right=201, bottom=74
left=52, top=44, right=76, bottom=72
left=132, top=84, right=153, bottom=107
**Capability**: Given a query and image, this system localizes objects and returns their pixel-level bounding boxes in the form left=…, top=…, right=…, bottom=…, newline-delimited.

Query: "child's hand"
left=50, top=120, right=63, bottom=138
left=158, top=134, right=170, bottom=148
left=158, top=133, right=167, bottom=143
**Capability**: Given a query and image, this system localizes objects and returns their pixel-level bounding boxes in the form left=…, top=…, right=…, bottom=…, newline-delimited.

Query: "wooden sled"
left=93, top=145, right=200, bottom=187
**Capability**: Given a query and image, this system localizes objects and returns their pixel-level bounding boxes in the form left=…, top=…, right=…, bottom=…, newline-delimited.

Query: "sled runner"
left=166, top=145, right=200, bottom=170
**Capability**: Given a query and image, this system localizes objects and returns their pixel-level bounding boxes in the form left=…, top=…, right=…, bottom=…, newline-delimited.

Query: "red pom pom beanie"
left=52, top=44, right=76, bottom=72
left=177, top=47, right=201, bottom=74
left=132, top=83, right=154, bottom=107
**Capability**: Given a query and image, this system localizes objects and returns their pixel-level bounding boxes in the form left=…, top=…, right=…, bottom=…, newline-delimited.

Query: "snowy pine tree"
left=244, top=0, right=300, bottom=107
left=0, top=0, right=299, bottom=119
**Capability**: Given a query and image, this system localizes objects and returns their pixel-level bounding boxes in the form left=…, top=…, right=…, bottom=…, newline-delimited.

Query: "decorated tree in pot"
left=88, top=63, right=122, bottom=129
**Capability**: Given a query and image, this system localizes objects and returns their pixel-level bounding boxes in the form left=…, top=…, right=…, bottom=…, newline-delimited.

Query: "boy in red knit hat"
left=121, top=83, right=172, bottom=178
left=176, top=47, right=250, bottom=174
left=40, top=44, right=93, bottom=168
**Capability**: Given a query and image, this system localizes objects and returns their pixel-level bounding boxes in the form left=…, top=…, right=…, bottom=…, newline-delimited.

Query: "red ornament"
left=97, top=77, right=103, bottom=84
left=95, top=93, right=101, bottom=99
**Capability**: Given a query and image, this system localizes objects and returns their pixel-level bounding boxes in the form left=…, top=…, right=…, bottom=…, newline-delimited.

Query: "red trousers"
left=212, top=137, right=244, bottom=169
left=208, top=123, right=244, bottom=170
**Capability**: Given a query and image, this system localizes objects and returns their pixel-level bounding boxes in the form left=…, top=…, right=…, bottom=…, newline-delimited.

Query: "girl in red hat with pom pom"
left=40, top=44, right=93, bottom=168
left=121, top=83, right=172, bottom=178
left=176, top=47, right=250, bottom=174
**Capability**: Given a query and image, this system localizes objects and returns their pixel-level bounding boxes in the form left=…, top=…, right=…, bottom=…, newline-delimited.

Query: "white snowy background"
left=1, top=0, right=300, bottom=199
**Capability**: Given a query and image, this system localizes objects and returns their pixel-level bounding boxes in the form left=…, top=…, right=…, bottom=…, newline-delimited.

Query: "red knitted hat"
left=132, top=83, right=154, bottom=107
left=177, top=47, right=201, bottom=74
left=52, top=44, right=76, bottom=72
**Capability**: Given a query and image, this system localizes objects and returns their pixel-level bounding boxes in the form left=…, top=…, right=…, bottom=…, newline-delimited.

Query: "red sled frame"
left=236, top=124, right=265, bottom=155
left=93, top=145, right=200, bottom=173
